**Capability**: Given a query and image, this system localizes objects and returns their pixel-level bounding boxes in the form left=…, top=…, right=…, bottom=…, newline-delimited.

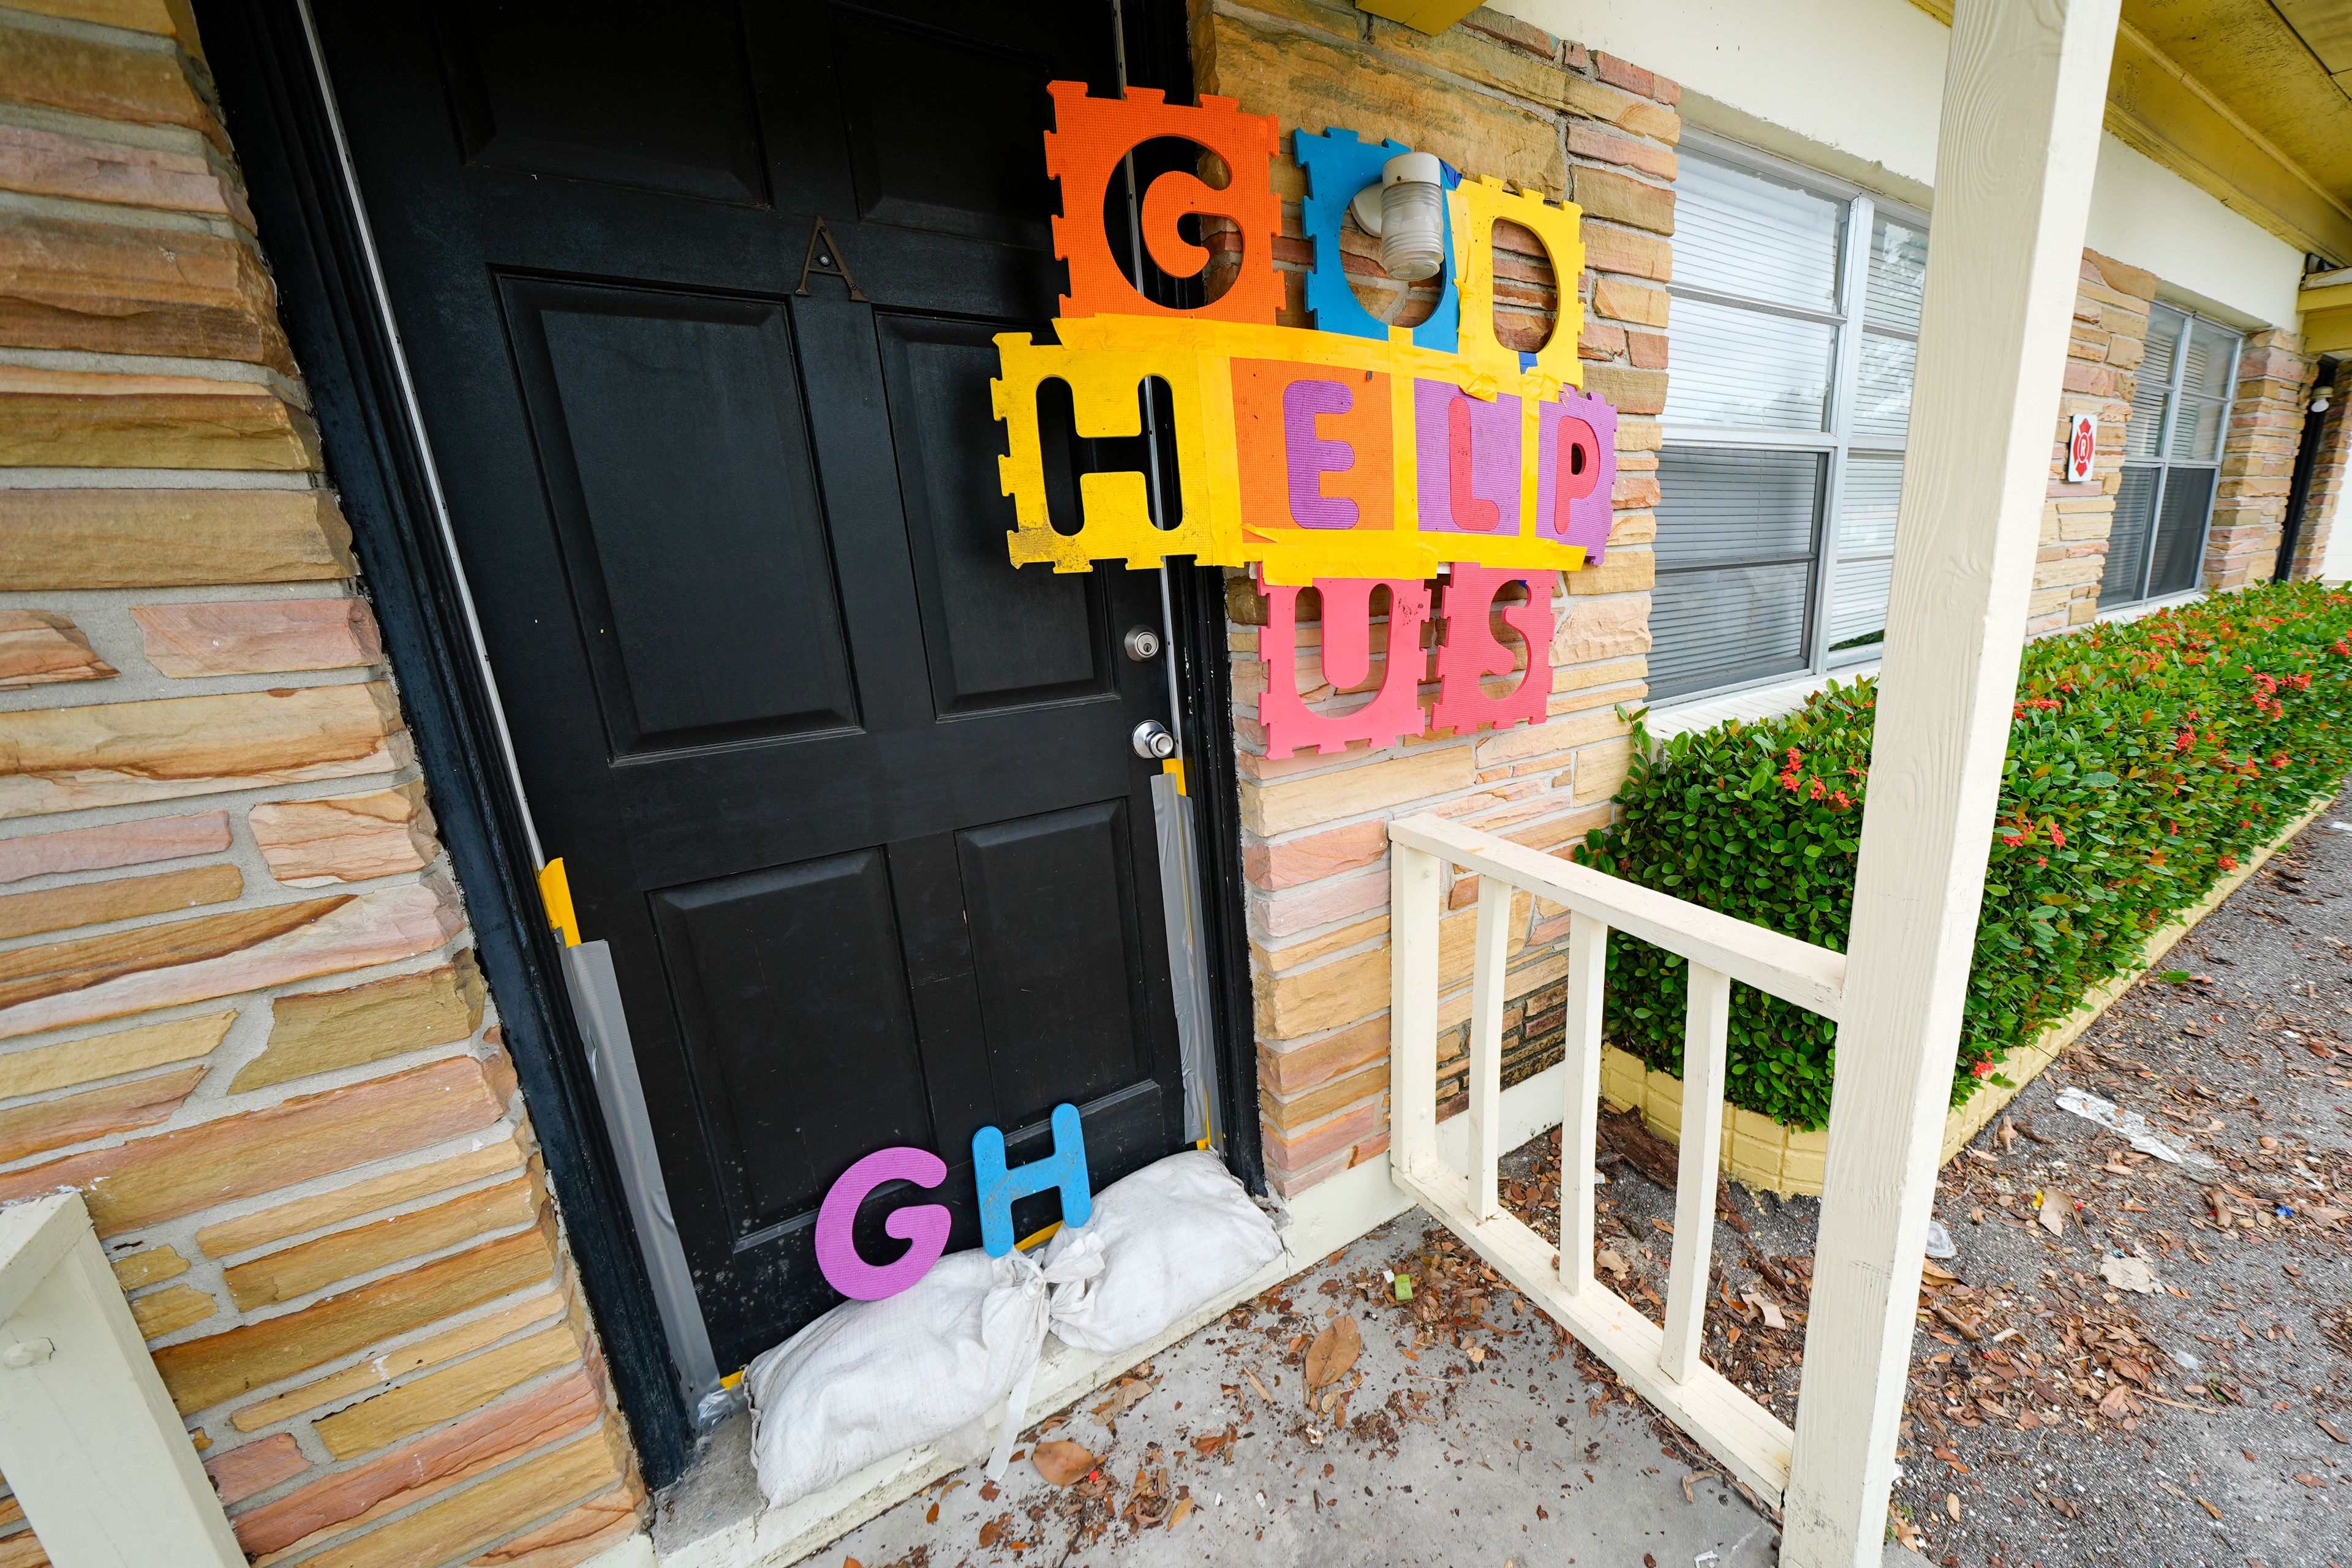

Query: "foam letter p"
left=973, top=1103, right=1093, bottom=1257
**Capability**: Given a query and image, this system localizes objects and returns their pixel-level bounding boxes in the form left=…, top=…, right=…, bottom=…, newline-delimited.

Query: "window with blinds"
left=2100, top=303, right=2240, bottom=608
left=1652, top=145, right=1928, bottom=702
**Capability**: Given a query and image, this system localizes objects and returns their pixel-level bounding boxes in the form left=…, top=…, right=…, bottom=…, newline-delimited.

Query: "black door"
left=312, top=0, right=1188, bottom=1369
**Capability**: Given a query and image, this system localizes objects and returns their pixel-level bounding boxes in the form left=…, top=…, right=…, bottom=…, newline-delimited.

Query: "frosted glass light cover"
left=1379, top=179, right=1446, bottom=282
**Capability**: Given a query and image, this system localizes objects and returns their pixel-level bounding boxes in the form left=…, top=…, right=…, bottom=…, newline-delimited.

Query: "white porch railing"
left=1386, top=812, right=1846, bottom=1506
left=0, top=1191, right=243, bottom=1567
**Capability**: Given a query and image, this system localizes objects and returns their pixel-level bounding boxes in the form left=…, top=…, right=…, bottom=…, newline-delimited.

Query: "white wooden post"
left=1557, top=912, right=1607, bottom=1295
left=0, top=1193, right=244, bottom=1567
left=1390, top=841, right=1443, bottom=1179
left=1780, top=0, right=2122, bottom=1561
left=1464, top=877, right=1514, bottom=1220
left=1659, top=962, right=1728, bottom=1382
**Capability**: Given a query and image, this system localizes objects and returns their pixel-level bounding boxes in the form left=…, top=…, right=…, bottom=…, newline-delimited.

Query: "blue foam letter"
left=973, top=1102, right=1093, bottom=1257
left=1292, top=126, right=1460, bottom=352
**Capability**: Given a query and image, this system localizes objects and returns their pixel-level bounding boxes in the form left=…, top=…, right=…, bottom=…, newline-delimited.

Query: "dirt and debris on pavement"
left=784, top=788, right=2352, bottom=1568
left=809, top=1207, right=1777, bottom=1567
left=1496, top=783, right=2352, bottom=1567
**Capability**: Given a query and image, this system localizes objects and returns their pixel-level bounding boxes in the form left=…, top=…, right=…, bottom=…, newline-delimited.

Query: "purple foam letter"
left=1283, top=378, right=1359, bottom=529
left=815, top=1145, right=951, bottom=1301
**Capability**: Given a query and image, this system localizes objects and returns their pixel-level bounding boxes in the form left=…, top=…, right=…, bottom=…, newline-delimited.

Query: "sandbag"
left=1042, top=1149, right=1283, bottom=1355
left=745, top=1243, right=1093, bottom=1510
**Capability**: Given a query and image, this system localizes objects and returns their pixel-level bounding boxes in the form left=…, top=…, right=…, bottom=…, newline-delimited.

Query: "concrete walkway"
left=763, top=1219, right=1780, bottom=1568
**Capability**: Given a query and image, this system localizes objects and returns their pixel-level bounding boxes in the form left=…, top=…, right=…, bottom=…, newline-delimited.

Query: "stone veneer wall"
left=2206, top=328, right=2317, bottom=590
left=0, top=4, right=640, bottom=1565
left=2028, top=249, right=2157, bottom=635
left=1184, top=0, right=1673, bottom=1196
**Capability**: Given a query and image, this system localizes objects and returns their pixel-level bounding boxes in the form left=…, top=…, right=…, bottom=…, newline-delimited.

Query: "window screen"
left=1651, top=448, right=1824, bottom=699
left=1655, top=151, right=1926, bottom=695
left=2103, top=303, right=2240, bottom=608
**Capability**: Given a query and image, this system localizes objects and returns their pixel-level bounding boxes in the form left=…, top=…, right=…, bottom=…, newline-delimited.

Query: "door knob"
left=1131, top=720, right=1177, bottom=760
left=1123, top=625, right=1163, bottom=662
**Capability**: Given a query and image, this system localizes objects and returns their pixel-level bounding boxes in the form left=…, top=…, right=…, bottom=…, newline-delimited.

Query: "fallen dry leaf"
left=1305, top=1316, right=1362, bottom=1391
left=1166, top=1495, right=1194, bottom=1529
left=2318, top=1417, right=2350, bottom=1444
left=2039, top=1190, right=2070, bottom=1237
left=1944, top=1492, right=1961, bottom=1522
left=2098, top=1254, right=2158, bottom=1294
left=1244, top=1368, right=1272, bottom=1403
left=1092, top=1375, right=1155, bottom=1422
left=978, top=1518, right=1003, bottom=1548
left=1740, top=1288, right=1786, bottom=1330
left=1596, top=1248, right=1629, bottom=1279
left=1032, top=1440, right=1096, bottom=1487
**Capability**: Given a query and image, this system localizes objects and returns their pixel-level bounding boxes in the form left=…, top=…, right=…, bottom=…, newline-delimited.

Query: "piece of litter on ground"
left=2328, top=821, right=2350, bottom=834
left=1695, top=1551, right=1720, bottom=1566
left=1924, top=1218, right=1956, bottom=1259
left=2098, top=1253, right=2159, bottom=1294
left=2054, top=1085, right=2217, bottom=1169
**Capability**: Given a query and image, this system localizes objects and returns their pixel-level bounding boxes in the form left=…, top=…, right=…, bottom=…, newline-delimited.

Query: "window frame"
left=2100, top=302, right=2243, bottom=609
left=1655, top=131, right=1931, bottom=706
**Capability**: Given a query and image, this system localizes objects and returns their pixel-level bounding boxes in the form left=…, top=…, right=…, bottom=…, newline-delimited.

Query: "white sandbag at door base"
left=745, top=1152, right=1280, bottom=1510
left=745, top=1245, right=1095, bottom=1510
left=1042, top=1150, right=1284, bottom=1355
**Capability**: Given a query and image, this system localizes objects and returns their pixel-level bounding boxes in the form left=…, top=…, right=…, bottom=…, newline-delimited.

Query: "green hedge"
left=1572, top=581, right=2352, bottom=1130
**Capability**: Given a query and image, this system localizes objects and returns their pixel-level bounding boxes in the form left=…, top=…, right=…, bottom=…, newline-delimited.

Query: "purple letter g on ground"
left=815, top=1145, right=951, bottom=1300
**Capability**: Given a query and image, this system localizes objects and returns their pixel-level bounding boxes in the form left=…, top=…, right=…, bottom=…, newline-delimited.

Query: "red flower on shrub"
left=1972, top=1061, right=1996, bottom=1079
left=2218, top=854, right=2239, bottom=870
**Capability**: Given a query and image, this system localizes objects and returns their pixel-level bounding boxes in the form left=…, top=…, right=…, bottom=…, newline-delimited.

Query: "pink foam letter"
left=1256, top=573, right=1432, bottom=759
left=1431, top=564, right=1556, bottom=737
left=815, top=1146, right=951, bottom=1301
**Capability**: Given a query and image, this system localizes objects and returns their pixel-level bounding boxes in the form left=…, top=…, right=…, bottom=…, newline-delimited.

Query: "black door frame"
left=2276, top=355, right=2338, bottom=582
left=192, top=0, right=1258, bottom=1488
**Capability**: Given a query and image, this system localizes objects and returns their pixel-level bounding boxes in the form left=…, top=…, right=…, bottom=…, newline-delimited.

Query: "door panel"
left=504, top=279, right=858, bottom=755
left=875, top=314, right=1106, bottom=715
left=315, top=0, right=1187, bottom=1370
left=959, top=802, right=1153, bottom=1126
left=649, top=850, right=930, bottom=1242
left=830, top=7, right=1060, bottom=247
left=431, top=0, right=769, bottom=203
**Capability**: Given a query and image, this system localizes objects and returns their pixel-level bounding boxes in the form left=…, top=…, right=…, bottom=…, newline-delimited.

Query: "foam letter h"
left=973, top=1102, right=1093, bottom=1257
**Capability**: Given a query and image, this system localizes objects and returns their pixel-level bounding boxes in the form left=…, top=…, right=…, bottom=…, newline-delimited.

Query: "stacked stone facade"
left=1186, top=0, right=1673, bottom=1196
left=0, top=3, right=638, bottom=1564
left=2205, top=328, right=2317, bottom=590
left=2029, top=250, right=2157, bottom=635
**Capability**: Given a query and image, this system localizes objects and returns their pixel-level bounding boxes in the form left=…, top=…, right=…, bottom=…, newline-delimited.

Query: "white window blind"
left=2100, top=303, right=2240, bottom=607
left=1653, top=146, right=1927, bottom=702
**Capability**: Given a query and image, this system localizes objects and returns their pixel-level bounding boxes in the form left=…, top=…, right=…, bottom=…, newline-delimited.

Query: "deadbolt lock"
left=1123, top=625, right=1164, bottom=662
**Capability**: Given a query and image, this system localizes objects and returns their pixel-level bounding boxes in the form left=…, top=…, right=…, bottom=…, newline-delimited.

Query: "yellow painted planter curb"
left=1597, top=799, right=2332, bottom=1197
